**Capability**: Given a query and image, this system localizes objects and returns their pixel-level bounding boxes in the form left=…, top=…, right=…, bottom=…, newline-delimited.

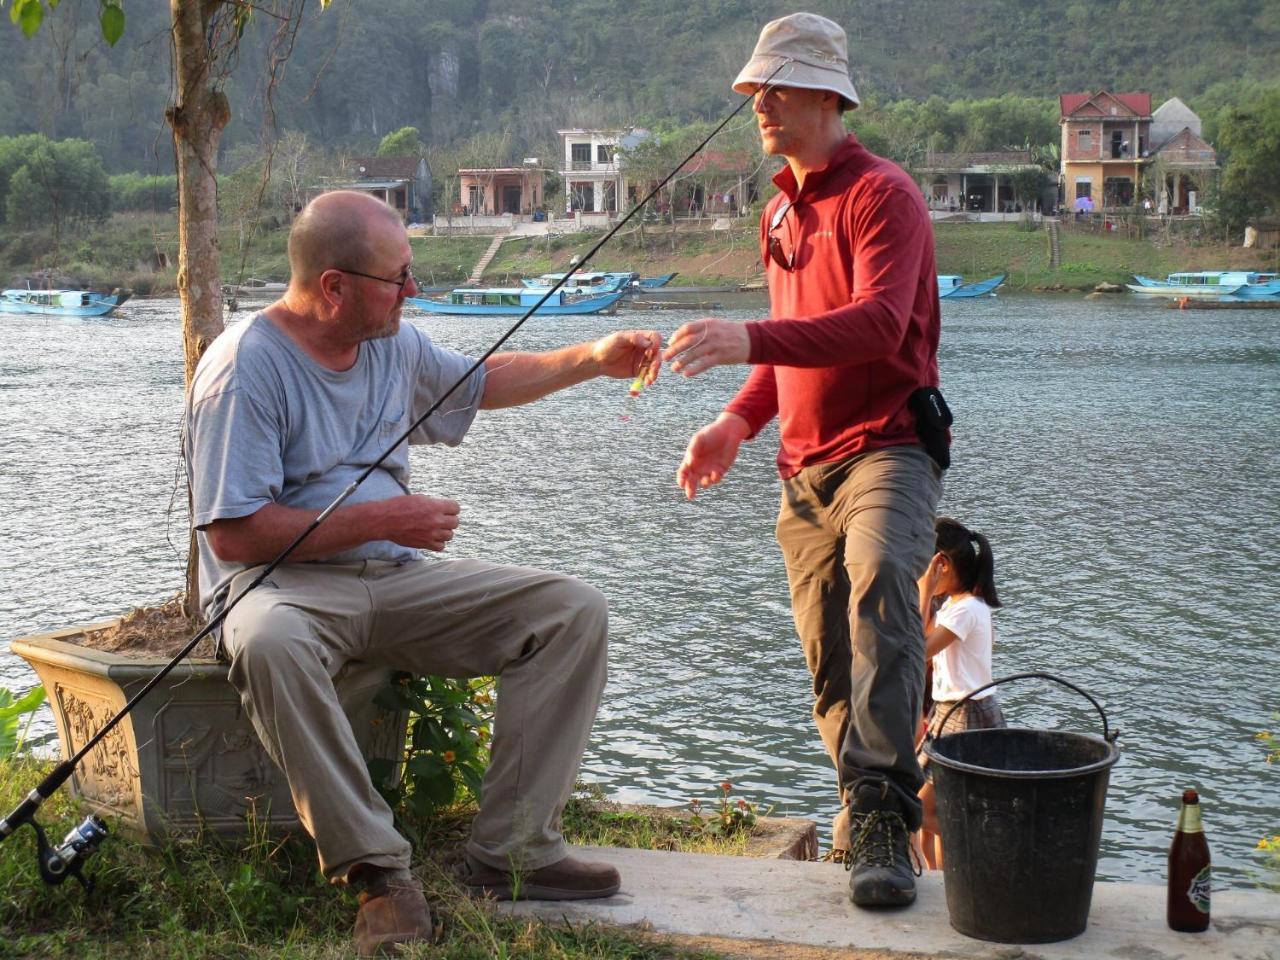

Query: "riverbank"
left=4, top=213, right=1277, bottom=298
left=0, top=756, right=783, bottom=959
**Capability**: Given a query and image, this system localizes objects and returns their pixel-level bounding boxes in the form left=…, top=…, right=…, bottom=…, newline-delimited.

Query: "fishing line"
left=0, top=59, right=795, bottom=888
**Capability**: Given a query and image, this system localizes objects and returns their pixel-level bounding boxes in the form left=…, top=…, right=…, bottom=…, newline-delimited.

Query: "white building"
left=557, top=128, right=649, bottom=218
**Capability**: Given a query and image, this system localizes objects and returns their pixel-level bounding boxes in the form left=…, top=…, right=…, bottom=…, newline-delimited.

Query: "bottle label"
left=1186, top=865, right=1211, bottom=914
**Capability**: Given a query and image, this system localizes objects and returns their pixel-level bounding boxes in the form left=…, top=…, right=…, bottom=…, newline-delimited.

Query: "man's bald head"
left=288, top=190, right=404, bottom=287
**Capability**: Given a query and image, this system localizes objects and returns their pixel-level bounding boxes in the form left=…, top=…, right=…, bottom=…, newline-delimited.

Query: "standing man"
left=664, top=13, right=944, bottom=908
left=185, top=190, right=660, bottom=956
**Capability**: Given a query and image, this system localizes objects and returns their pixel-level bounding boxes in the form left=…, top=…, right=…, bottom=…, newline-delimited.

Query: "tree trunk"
left=169, top=0, right=229, bottom=388
left=168, top=0, right=230, bottom=618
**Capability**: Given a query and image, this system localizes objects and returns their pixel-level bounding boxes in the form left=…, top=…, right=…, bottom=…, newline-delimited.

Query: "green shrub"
left=0, top=687, right=46, bottom=758
left=372, top=674, right=494, bottom=825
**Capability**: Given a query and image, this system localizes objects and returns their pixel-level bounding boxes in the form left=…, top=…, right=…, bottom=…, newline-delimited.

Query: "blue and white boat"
left=521, top=272, right=631, bottom=295
left=937, top=274, right=1006, bottom=299
left=636, top=272, right=678, bottom=288
left=407, top=287, right=623, bottom=316
left=1126, top=271, right=1280, bottom=299
left=522, top=270, right=678, bottom=293
left=0, top=287, right=131, bottom=317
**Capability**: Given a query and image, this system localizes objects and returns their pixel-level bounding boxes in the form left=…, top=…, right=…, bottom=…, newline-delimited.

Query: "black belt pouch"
left=907, top=386, right=953, bottom=471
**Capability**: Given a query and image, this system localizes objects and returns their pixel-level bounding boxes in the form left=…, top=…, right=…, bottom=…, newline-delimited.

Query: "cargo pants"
left=775, top=444, right=941, bottom=841
left=220, top=557, right=608, bottom=882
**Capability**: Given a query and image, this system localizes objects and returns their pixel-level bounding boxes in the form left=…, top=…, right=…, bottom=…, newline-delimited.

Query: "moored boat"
left=937, top=274, right=1006, bottom=299
left=221, top=277, right=287, bottom=297
left=1125, top=271, right=1280, bottom=299
left=407, top=287, right=623, bottom=316
left=0, top=288, right=131, bottom=318
left=521, top=272, right=630, bottom=295
left=636, top=272, right=677, bottom=288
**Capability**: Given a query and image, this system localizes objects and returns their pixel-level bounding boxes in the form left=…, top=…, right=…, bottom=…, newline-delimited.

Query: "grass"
left=934, top=220, right=1280, bottom=291
left=482, top=219, right=763, bottom=289
left=0, top=758, right=740, bottom=959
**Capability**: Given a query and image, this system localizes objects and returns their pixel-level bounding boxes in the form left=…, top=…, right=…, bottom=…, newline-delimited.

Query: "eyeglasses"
left=336, top=264, right=415, bottom=293
left=767, top=200, right=794, bottom=270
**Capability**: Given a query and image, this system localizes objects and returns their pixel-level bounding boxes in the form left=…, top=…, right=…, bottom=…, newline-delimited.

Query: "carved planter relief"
left=11, top=621, right=407, bottom=845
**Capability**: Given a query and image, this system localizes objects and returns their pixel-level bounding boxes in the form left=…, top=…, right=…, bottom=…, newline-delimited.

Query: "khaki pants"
left=220, top=557, right=608, bottom=881
left=776, top=445, right=941, bottom=839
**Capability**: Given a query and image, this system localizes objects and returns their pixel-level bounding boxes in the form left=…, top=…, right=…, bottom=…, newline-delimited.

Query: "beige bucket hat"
left=733, top=12, right=859, bottom=110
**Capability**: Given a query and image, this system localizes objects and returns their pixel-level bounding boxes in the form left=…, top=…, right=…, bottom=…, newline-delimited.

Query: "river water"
left=1, top=293, right=1276, bottom=889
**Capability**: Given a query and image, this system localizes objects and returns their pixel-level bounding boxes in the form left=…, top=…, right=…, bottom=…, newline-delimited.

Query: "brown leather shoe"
left=465, top=854, right=621, bottom=901
left=352, top=868, right=433, bottom=957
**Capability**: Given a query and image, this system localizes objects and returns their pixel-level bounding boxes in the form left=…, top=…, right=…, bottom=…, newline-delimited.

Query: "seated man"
left=184, top=190, right=661, bottom=957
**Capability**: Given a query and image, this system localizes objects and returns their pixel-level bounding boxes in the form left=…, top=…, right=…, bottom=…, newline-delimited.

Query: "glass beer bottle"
left=1167, top=788, right=1211, bottom=932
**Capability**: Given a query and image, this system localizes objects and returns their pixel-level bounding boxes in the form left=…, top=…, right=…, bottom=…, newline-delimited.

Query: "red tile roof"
left=1060, top=91, right=1152, bottom=119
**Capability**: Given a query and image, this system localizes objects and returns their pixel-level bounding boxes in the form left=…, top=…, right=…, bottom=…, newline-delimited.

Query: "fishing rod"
left=0, top=59, right=793, bottom=894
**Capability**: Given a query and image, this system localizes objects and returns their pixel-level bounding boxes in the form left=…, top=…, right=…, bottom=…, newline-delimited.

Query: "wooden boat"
left=0, top=288, right=131, bottom=318
left=937, top=274, right=1006, bottom=299
left=407, top=287, right=623, bottom=316
left=1126, top=271, right=1280, bottom=299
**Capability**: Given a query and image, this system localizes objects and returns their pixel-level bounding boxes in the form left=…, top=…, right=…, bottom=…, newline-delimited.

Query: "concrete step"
left=501, top=846, right=1280, bottom=960
left=1048, top=218, right=1062, bottom=268
left=466, top=236, right=505, bottom=285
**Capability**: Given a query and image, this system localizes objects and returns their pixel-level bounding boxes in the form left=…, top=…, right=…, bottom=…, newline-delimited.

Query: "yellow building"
left=1059, top=91, right=1152, bottom=209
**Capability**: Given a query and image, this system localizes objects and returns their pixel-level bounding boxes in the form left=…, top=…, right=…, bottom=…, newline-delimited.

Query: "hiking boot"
left=465, top=853, right=621, bottom=901
left=351, top=866, right=433, bottom=957
left=845, top=775, right=919, bottom=908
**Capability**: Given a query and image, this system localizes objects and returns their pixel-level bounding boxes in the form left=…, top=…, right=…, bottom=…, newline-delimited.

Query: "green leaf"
left=99, top=2, right=123, bottom=46
left=0, top=686, right=44, bottom=720
left=18, top=0, right=44, bottom=38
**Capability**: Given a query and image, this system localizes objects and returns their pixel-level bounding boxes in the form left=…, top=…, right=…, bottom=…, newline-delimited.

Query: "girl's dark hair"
left=934, top=517, right=1001, bottom=608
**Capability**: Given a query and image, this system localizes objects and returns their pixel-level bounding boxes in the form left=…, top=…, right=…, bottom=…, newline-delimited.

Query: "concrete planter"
left=10, top=621, right=407, bottom=845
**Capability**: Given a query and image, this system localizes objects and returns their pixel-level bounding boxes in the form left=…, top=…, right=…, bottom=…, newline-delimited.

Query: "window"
left=1074, top=179, right=1092, bottom=199
left=570, top=182, right=594, bottom=212
left=597, top=144, right=614, bottom=163
left=1104, top=177, right=1134, bottom=206
left=1077, top=128, right=1093, bottom=151
left=570, top=143, right=591, bottom=163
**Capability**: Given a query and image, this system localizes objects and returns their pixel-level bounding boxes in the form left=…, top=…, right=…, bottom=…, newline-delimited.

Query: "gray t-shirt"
left=184, top=313, right=485, bottom=615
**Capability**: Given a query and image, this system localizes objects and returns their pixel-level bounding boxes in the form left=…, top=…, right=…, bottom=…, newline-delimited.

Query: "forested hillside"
left=1, top=0, right=1276, bottom=171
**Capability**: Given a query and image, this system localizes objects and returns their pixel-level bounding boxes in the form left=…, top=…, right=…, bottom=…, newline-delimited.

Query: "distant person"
left=185, top=190, right=661, bottom=957
left=663, top=12, right=945, bottom=908
left=915, top=517, right=1005, bottom=870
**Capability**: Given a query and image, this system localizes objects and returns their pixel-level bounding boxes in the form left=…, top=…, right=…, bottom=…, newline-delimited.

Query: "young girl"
left=916, top=516, right=1006, bottom=869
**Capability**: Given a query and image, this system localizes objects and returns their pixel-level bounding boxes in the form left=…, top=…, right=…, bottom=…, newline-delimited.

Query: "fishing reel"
left=27, top=814, right=109, bottom=894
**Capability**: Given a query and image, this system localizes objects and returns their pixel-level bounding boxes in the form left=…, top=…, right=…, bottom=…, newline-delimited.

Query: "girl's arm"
left=925, top=624, right=961, bottom=659
left=918, top=553, right=945, bottom=634
left=918, top=554, right=961, bottom=659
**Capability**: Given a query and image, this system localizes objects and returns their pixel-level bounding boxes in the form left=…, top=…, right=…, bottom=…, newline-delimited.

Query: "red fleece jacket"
left=725, top=134, right=941, bottom=479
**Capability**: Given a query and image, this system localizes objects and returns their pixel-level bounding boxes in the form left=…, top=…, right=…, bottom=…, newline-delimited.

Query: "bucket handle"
left=933, top=671, right=1117, bottom=744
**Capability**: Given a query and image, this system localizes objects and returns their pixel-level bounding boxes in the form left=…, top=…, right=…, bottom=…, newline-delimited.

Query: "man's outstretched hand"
left=676, top=413, right=751, bottom=499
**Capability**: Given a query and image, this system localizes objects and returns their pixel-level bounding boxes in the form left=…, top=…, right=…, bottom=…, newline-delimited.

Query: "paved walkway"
left=502, top=846, right=1280, bottom=960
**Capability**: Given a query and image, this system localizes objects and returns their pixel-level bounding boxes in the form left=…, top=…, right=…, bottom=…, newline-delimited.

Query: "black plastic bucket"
left=922, top=672, right=1120, bottom=943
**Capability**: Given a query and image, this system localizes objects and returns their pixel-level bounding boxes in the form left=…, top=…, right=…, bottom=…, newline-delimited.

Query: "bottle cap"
left=1182, top=788, right=1199, bottom=804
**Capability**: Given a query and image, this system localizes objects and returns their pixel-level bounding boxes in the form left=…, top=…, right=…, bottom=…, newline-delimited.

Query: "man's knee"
left=851, top=549, right=916, bottom=599
left=224, top=604, right=321, bottom=672
left=543, top=573, right=609, bottom=633
left=848, top=553, right=921, bottom=647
